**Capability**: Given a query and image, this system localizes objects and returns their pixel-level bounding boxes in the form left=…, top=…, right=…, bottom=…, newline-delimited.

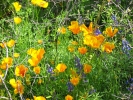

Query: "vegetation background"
left=0, top=0, right=133, bottom=100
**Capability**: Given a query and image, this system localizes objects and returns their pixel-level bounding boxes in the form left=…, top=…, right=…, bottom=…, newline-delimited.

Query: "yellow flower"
left=31, top=0, right=48, bottom=8
left=68, top=21, right=80, bottom=34
left=105, top=26, right=118, bottom=37
left=36, top=48, right=45, bottom=60
left=102, top=42, right=115, bottom=53
left=33, top=66, right=41, bottom=74
left=38, top=40, right=43, bottom=44
left=83, top=34, right=104, bottom=49
left=7, top=39, right=15, bottom=47
left=70, top=76, right=80, bottom=86
left=1, top=57, right=13, bottom=69
left=80, top=22, right=93, bottom=36
left=33, top=96, right=46, bottom=100
left=71, top=41, right=78, bottom=45
left=13, top=53, right=20, bottom=58
left=28, top=57, right=39, bottom=67
left=12, top=2, right=22, bottom=12
left=15, top=65, right=28, bottom=77
left=56, top=63, right=67, bottom=72
left=38, top=79, right=42, bottom=84
left=83, top=64, right=92, bottom=74
left=38, top=1, right=48, bottom=8
left=0, top=42, right=6, bottom=48
left=68, top=46, right=74, bottom=52
left=58, top=27, right=66, bottom=34
left=9, top=79, right=24, bottom=94
left=78, top=47, right=87, bottom=54
left=65, top=95, right=73, bottom=100
left=28, top=48, right=45, bottom=67
left=27, top=48, right=36, bottom=55
left=14, top=16, right=22, bottom=24
left=0, top=70, right=4, bottom=77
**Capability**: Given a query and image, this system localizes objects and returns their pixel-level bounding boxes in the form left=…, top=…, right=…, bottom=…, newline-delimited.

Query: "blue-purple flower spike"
left=74, top=56, right=83, bottom=70
left=122, top=38, right=132, bottom=56
left=67, top=82, right=74, bottom=92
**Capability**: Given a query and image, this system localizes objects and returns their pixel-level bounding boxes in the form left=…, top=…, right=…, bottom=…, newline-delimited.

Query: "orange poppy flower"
left=102, top=42, right=115, bottom=53
left=68, top=21, right=80, bottom=34
left=9, top=79, right=24, bottom=94
left=105, top=26, right=118, bottom=37
left=70, top=76, right=80, bottom=86
left=65, top=95, right=73, bottom=100
left=15, top=65, right=28, bottom=77
left=83, top=64, right=92, bottom=74
left=56, top=63, right=67, bottom=72
left=78, top=47, right=87, bottom=54
left=33, top=66, right=41, bottom=74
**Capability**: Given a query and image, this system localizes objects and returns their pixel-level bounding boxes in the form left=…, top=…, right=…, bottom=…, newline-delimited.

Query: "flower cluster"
left=9, top=79, right=24, bottom=94
left=68, top=21, right=118, bottom=53
left=27, top=48, right=45, bottom=67
left=0, top=57, right=13, bottom=70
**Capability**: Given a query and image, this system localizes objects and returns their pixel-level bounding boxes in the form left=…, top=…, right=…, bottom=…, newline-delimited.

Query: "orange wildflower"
left=15, top=65, right=28, bottom=77
left=102, top=42, right=115, bottom=53
left=9, top=79, right=24, bottom=94
left=56, top=63, right=67, bottom=72
left=28, top=57, right=39, bottom=67
left=105, top=26, right=118, bottom=37
left=84, top=34, right=104, bottom=49
left=33, top=66, right=41, bottom=74
left=83, top=64, right=92, bottom=74
left=78, top=47, right=87, bottom=54
left=28, top=48, right=45, bottom=67
left=1, top=57, right=13, bottom=69
left=68, top=21, right=80, bottom=34
left=70, top=76, right=80, bottom=86
left=80, top=22, right=93, bottom=36
left=0, top=42, right=6, bottom=48
left=65, top=95, right=73, bottom=100
left=58, top=27, right=66, bottom=34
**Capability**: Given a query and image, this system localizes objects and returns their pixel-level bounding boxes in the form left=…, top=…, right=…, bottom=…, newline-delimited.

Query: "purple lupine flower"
left=89, top=89, right=96, bottom=95
left=112, top=14, right=118, bottom=24
left=74, top=56, right=83, bottom=70
left=127, top=83, right=133, bottom=93
left=94, top=28, right=101, bottom=36
left=116, top=0, right=120, bottom=3
left=112, top=14, right=116, bottom=21
left=47, top=64, right=53, bottom=74
left=122, top=38, right=132, bottom=56
left=126, top=78, right=133, bottom=94
left=67, top=82, right=74, bottom=92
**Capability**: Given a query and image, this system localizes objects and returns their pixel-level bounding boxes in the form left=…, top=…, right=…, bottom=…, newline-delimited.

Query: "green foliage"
left=0, top=0, right=133, bottom=100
